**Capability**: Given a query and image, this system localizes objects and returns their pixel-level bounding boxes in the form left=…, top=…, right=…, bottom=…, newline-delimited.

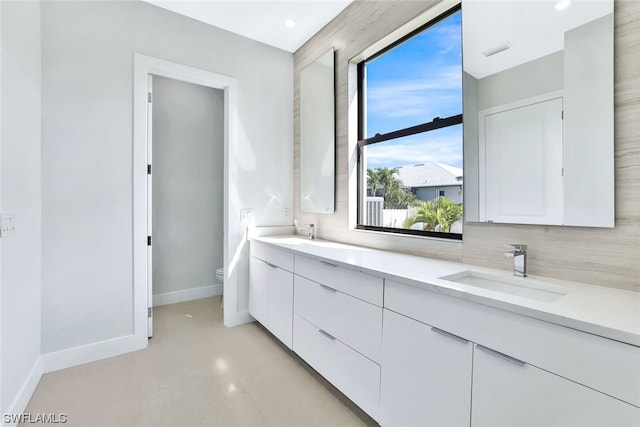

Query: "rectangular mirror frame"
left=299, top=48, right=336, bottom=214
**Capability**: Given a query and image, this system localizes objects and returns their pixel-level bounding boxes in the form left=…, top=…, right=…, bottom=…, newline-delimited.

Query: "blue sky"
left=365, top=10, right=462, bottom=169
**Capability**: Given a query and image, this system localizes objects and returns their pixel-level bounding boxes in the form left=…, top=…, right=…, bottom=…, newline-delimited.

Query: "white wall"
left=41, top=0, right=292, bottom=353
left=152, top=76, right=224, bottom=301
left=476, top=51, right=563, bottom=111
left=0, top=0, right=42, bottom=415
left=415, top=187, right=462, bottom=204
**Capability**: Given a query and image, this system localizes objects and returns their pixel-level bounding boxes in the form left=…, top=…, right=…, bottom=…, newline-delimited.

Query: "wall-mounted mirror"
left=300, top=48, right=335, bottom=214
left=463, top=0, right=614, bottom=227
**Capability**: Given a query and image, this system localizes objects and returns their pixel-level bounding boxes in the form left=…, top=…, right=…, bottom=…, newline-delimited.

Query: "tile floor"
left=24, top=297, right=378, bottom=427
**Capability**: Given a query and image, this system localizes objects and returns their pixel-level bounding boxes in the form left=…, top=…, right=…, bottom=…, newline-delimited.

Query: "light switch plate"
left=0, top=212, right=16, bottom=237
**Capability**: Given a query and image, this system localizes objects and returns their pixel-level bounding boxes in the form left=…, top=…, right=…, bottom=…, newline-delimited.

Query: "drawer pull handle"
left=264, top=261, right=278, bottom=269
left=476, top=344, right=525, bottom=367
left=318, top=329, right=336, bottom=341
left=430, top=327, right=469, bottom=344
left=320, top=260, right=338, bottom=268
left=320, top=284, right=337, bottom=293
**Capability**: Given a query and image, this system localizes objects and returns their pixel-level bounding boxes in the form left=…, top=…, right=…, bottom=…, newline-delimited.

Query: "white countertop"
left=252, top=235, right=640, bottom=347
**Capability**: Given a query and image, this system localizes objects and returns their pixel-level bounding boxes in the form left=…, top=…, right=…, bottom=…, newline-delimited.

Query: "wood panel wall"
left=293, top=0, right=639, bottom=292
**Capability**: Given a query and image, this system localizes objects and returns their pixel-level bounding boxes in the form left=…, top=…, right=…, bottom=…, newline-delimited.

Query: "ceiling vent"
left=482, top=42, right=512, bottom=57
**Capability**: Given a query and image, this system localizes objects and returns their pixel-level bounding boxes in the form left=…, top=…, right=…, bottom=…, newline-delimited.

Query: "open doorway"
left=146, top=75, right=224, bottom=336
left=133, top=54, right=240, bottom=344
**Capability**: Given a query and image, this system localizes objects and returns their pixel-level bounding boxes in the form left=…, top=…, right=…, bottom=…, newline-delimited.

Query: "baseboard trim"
left=227, top=309, right=254, bottom=327
left=4, top=357, right=43, bottom=426
left=152, top=284, right=222, bottom=307
left=4, top=300, right=249, bottom=423
left=42, top=334, right=146, bottom=374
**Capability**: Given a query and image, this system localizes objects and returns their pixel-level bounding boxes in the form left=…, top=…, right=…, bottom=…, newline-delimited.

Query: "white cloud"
left=365, top=130, right=463, bottom=169
left=366, top=66, right=462, bottom=122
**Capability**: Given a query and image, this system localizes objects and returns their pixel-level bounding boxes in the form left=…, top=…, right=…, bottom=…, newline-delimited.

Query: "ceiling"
left=463, top=0, right=613, bottom=79
left=142, top=0, right=612, bottom=77
left=142, top=0, right=353, bottom=53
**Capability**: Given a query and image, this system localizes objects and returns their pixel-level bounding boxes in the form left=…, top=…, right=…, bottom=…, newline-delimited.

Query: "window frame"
left=356, top=5, right=463, bottom=241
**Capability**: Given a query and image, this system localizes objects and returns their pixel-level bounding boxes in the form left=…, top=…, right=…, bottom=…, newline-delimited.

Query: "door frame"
left=133, top=53, right=239, bottom=343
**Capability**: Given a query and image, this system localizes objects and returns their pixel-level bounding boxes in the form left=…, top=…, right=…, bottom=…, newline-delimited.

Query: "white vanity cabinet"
left=249, top=237, right=640, bottom=427
left=292, top=254, right=384, bottom=421
left=383, top=279, right=640, bottom=427
left=380, top=309, right=473, bottom=427
left=249, top=241, right=294, bottom=349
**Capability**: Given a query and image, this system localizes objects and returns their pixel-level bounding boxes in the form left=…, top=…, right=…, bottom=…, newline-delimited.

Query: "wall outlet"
left=240, top=209, right=254, bottom=221
left=0, top=212, right=16, bottom=237
left=283, top=208, right=290, bottom=217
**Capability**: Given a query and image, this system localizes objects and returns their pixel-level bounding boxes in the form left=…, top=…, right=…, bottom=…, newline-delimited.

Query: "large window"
left=357, top=6, right=463, bottom=239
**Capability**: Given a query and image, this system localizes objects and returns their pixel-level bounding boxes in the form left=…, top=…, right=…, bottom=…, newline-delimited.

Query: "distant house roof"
left=395, top=162, right=463, bottom=188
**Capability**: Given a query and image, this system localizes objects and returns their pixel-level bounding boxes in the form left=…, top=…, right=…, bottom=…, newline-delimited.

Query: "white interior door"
left=146, top=74, right=154, bottom=338
left=480, top=96, right=564, bottom=225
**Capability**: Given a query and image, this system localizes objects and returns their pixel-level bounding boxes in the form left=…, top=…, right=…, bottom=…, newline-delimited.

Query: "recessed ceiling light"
left=284, top=19, right=296, bottom=29
left=556, top=0, right=572, bottom=10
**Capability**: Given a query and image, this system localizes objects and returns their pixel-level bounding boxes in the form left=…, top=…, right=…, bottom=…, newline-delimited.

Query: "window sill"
left=354, top=225, right=463, bottom=242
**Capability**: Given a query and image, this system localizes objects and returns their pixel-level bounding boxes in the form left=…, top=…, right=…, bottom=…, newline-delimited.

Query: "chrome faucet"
left=505, top=244, right=527, bottom=277
left=294, top=220, right=316, bottom=240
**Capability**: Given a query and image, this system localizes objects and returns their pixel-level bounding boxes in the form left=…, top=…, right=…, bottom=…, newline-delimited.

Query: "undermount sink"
left=439, top=270, right=569, bottom=303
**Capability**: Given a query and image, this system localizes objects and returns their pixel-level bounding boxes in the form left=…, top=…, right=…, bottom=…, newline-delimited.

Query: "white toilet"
left=216, top=267, right=224, bottom=306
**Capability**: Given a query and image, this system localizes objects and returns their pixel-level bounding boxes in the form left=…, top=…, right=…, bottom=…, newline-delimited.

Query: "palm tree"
left=404, top=199, right=439, bottom=231
left=367, top=167, right=416, bottom=209
left=404, top=197, right=462, bottom=232
left=366, top=167, right=388, bottom=198
left=434, top=197, right=463, bottom=232
left=387, top=186, right=417, bottom=209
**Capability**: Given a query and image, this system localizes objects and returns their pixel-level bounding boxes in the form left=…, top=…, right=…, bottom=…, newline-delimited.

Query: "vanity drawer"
left=482, top=305, right=640, bottom=408
left=293, top=314, right=381, bottom=421
left=294, top=275, right=382, bottom=363
left=250, top=240, right=294, bottom=272
left=385, top=279, right=640, bottom=407
left=294, top=254, right=383, bottom=306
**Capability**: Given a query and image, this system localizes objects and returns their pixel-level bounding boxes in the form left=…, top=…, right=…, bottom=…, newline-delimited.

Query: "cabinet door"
left=249, top=257, right=269, bottom=326
left=472, top=344, right=640, bottom=427
left=268, top=266, right=293, bottom=349
left=380, top=310, right=473, bottom=427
